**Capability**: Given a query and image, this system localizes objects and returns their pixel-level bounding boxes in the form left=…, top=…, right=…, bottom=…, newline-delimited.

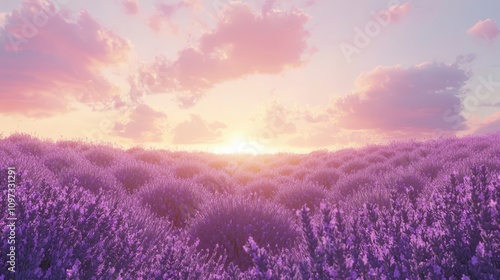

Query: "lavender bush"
left=275, top=181, right=328, bottom=212
left=189, top=196, right=300, bottom=270
left=138, top=178, right=207, bottom=227
left=242, top=178, right=280, bottom=199
left=84, top=146, right=118, bottom=167
left=113, top=161, right=153, bottom=193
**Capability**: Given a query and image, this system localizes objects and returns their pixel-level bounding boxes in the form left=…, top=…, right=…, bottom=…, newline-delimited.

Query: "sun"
left=212, top=136, right=267, bottom=154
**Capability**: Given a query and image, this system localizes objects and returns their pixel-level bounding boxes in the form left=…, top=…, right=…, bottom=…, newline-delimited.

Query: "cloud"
left=113, top=104, right=167, bottom=142
left=260, top=101, right=298, bottom=139
left=172, top=114, right=226, bottom=144
left=0, top=12, right=7, bottom=27
left=134, top=2, right=311, bottom=107
left=148, top=1, right=189, bottom=33
left=371, top=2, right=411, bottom=25
left=471, top=112, right=500, bottom=135
left=335, top=62, right=471, bottom=133
left=0, top=0, right=131, bottom=117
left=261, top=0, right=277, bottom=15
left=303, top=111, right=330, bottom=123
left=199, top=4, right=309, bottom=74
left=384, top=2, right=411, bottom=23
left=121, top=0, right=139, bottom=16
left=467, top=18, right=500, bottom=43
left=455, top=53, right=477, bottom=65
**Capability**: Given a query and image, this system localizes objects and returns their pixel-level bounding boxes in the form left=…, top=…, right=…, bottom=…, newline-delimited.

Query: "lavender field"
left=0, top=133, right=498, bottom=279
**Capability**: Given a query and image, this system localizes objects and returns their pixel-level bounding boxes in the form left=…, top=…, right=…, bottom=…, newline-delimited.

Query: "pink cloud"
left=261, top=0, right=277, bottom=15
left=135, top=2, right=310, bottom=106
left=388, top=2, right=411, bottom=22
left=172, top=114, right=226, bottom=144
left=303, top=111, right=330, bottom=123
left=375, top=2, right=411, bottom=23
left=121, top=0, right=139, bottom=16
left=148, top=14, right=165, bottom=33
left=113, top=104, right=167, bottom=142
left=148, top=1, right=188, bottom=33
left=467, top=18, right=500, bottom=43
left=0, top=0, right=131, bottom=117
left=0, top=12, right=7, bottom=27
left=335, top=62, right=470, bottom=133
left=199, top=4, right=309, bottom=73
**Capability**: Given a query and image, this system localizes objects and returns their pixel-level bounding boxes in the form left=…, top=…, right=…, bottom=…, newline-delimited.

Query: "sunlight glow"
left=212, top=136, right=268, bottom=154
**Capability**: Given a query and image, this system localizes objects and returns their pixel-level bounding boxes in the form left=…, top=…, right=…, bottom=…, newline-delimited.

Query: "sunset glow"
left=1, top=0, right=499, bottom=151
left=213, top=139, right=265, bottom=154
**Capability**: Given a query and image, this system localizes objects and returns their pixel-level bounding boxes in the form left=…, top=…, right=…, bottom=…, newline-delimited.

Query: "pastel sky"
left=1, top=0, right=500, bottom=153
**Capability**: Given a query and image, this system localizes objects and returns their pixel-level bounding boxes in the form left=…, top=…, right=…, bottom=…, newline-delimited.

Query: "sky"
left=0, top=0, right=500, bottom=153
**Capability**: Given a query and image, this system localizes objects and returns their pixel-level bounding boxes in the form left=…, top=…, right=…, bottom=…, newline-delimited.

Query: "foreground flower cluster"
left=0, top=133, right=499, bottom=279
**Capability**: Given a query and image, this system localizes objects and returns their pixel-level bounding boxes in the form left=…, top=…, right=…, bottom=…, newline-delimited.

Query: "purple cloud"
left=467, top=18, right=500, bottom=43
left=335, top=61, right=471, bottom=133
